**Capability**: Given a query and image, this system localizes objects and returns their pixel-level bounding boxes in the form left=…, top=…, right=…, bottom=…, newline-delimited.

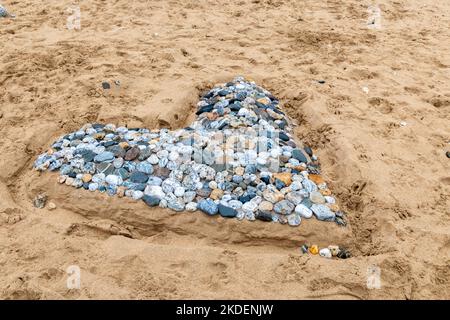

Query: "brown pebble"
left=272, top=172, right=292, bottom=186
left=94, top=132, right=105, bottom=140
left=82, top=174, right=92, bottom=183
left=117, top=186, right=126, bottom=198
left=153, top=166, right=171, bottom=179
left=119, top=142, right=130, bottom=149
left=309, top=174, right=325, bottom=185
left=124, top=146, right=140, bottom=161
left=210, top=189, right=224, bottom=200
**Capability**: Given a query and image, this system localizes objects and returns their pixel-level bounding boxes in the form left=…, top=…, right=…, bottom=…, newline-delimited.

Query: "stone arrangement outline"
left=34, top=77, right=346, bottom=227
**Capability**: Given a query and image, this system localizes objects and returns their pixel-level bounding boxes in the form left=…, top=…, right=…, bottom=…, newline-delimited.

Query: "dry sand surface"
left=0, top=0, right=449, bottom=299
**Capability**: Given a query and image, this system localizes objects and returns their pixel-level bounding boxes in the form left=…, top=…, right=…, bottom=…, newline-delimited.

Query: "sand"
left=0, top=0, right=449, bottom=299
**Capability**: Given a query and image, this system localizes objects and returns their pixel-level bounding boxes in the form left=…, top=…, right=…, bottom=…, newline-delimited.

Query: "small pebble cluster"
left=34, top=76, right=346, bottom=227
left=301, top=244, right=351, bottom=259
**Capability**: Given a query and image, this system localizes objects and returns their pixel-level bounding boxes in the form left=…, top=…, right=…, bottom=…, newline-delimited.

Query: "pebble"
left=328, top=245, right=340, bottom=257
left=33, top=77, right=344, bottom=229
left=272, top=172, right=292, bottom=186
left=258, top=201, right=273, bottom=212
left=309, top=245, right=319, bottom=255
left=301, top=244, right=309, bottom=254
left=125, top=146, right=140, bottom=161
left=291, top=149, right=308, bottom=164
left=131, top=190, right=144, bottom=200
left=262, top=188, right=284, bottom=203
left=198, top=199, right=218, bottom=215
left=47, top=202, right=57, bottom=210
left=185, top=202, right=197, bottom=211
left=255, top=210, right=272, bottom=221
left=143, top=195, right=160, bottom=207
left=287, top=214, right=301, bottom=226
left=94, top=152, right=114, bottom=163
left=295, top=204, right=313, bottom=218
left=310, top=191, right=326, bottom=204
left=144, top=185, right=165, bottom=199
left=136, top=162, right=153, bottom=174
left=33, top=194, right=47, bottom=209
left=218, top=204, right=238, bottom=218
left=337, top=248, right=351, bottom=259
left=273, top=200, right=294, bottom=215
left=174, top=186, right=185, bottom=197
left=285, top=191, right=305, bottom=205
left=105, top=174, right=122, bottom=186
left=168, top=198, right=185, bottom=211
left=319, top=248, right=332, bottom=258
left=129, top=172, right=149, bottom=184
left=311, top=204, right=336, bottom=221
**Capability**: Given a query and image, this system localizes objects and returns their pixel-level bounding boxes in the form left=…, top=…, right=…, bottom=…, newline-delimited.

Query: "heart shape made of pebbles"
left=34, top=76, right=346, bottom=227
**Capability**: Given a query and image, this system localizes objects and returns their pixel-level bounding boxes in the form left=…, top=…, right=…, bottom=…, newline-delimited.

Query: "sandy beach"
left=0, top=0, right=449, bottom=299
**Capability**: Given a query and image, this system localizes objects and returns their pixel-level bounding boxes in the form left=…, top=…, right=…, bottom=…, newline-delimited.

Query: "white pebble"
left=295, top=204, right=313, bottom=219
left=319, top=248, right=332, bottom=258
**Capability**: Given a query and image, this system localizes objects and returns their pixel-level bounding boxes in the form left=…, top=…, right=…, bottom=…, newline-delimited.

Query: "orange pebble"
left=272, top=172, right=292, bottom=186
left=309, top=245, right=319, bottom=255
left=328, top=204, right=340, bottom=212
left=309, top=174, right=325, bottom=185
left=320, top=189, right=332, bottom=196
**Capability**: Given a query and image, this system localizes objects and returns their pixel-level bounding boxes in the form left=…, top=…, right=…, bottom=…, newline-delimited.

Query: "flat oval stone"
left=147, top=176, right=163, bottom=186
left=311, top=204, right=336, bottom=221
left=218, top=204, right=237, bottom=218
left=105, top=174, right=122, bottom=186
left=295, top=204, right=313, bottom=218
left=124, top=146, right=140, bottom=161
left=279, top=132, right=290, bottom=141
left=256, top=210, right=273, bottom=222
left=129, top=172, right=149, bottom=183
left=142, top=195, right=160, bottom=207
left=96, top=162, right=114, bottom=175
left=291, top=149, right=308, bottom=164
left=138, top=147, right=152, bottom=161
left=196, top=104, right=214, bottom=115
left=310, top=191, right=326, bottom=204
left=153, top=166, right=171, bottom=179
left=94, top=152, right=114, bottom=163
left=113, top=157, right=124, bottom=169
left=273, top=200, right=295, bottom=215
